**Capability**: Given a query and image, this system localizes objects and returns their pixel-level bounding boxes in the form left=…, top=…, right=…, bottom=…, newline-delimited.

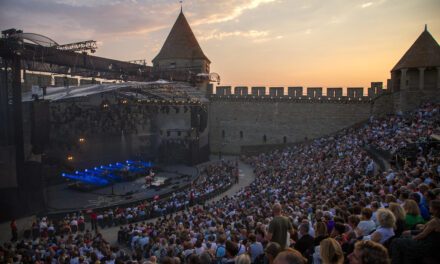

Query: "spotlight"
left=67, top=155, right=74, bottom=161
left=79, top=137, right=85, bottom=143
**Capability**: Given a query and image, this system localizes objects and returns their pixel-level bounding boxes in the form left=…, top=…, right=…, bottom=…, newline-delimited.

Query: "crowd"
left=3, top=103, right=440, bottom=264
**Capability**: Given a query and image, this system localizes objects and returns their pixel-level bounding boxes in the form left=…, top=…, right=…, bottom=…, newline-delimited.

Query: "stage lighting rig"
left=56, top=40, right=98, bottom=53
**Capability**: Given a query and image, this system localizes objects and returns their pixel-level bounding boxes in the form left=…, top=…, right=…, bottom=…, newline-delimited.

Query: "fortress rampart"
left=213, top=84, right=384, bottom=99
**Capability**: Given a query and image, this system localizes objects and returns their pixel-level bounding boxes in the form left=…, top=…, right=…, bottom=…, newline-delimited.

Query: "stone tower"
left=152, top=10, right=211, bottom=85
left=390, top=26, right=440, bottom=112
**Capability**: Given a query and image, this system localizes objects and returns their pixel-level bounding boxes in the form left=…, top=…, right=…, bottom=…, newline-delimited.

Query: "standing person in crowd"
left=90, top=210, right=98, bottom=231
left=266, top=203, right=295, bottom=249
left=10, top=219, right=17, bottom=242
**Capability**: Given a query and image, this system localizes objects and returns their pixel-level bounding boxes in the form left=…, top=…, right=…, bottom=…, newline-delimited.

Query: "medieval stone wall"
left=209, top=96, right=373, bottom=154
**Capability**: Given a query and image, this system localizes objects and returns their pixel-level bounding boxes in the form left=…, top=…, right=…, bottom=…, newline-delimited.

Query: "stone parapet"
left=209, top=94, right=373, bottom=104
left=214, top=86, right=385, bottom=98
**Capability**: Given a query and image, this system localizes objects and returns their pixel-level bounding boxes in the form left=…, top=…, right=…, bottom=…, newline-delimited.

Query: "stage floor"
left=45, top=165, right=198, bottom=212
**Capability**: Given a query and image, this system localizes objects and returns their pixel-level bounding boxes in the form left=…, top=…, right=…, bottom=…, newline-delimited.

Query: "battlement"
left=211, top=83, right=385, bottom=103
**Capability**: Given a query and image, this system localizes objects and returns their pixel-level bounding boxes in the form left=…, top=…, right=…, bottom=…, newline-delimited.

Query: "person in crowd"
left=10, top=220, right=17, bottom=242
left=266, top=203, right=295, bottom=249
left=403, top=199, right=425, bottom=230
left=388, top=203, right=406, bottom=237
left=368, top=208, right=395, bottom=244
left=248, top=233, right=264, bottom=263
left=391, top=200, right=440, bottom=264
left=224, top=240, right=239, bottom=264
left=319, top=238, right=344, bottom=264
left=313, top=221, right=329, bottom=247
left=348, top=240, right=390, bottom=264
left=264, top=242, right=282, bottom=264
left=356, top=208, right=376, bottom=237
left=235, top=254, right=251, bottom=264
left=294, top=222, right=314, bottom=258
left=273, top=248, right=307, bottom=264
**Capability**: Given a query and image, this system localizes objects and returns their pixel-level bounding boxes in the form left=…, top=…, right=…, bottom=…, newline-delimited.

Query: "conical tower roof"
left=153, top=11, right=210, bottom=63
left=392, top=26, right=440, bottom=71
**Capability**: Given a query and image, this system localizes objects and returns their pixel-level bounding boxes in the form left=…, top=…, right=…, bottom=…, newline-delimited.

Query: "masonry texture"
left=209, top=99, right=373, bottom=154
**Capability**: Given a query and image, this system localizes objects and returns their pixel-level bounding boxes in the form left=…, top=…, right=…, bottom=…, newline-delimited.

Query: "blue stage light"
left=62, top=173, right=66, bottom=177
left=75, top=171, right=79, bottom=174
left=85, top=169, right=88, bottom=172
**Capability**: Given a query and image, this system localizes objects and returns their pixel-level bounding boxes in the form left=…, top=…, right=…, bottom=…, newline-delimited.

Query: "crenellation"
left=251, top=86, right=266, bottom=96
left=288, top=87, right=303, bottom=97
left=368, top=82, right=383, bottom=97
left=347, top=87, right=364, bottom=98
left=269, top=87, right=284, bottom=96
left=234, top=86, right=249, bottom=95
left=327, top=87, right=343, bottom=98
left=307, top=87, right=323, bottom=98
left=216, top=85, right=232, bottom=95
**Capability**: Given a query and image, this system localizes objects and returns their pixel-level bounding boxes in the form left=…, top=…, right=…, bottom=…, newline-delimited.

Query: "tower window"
left=240, top=131, right=243, bottom=139
left=263, top=135, right=267, bottom=143
left=222, top=130, right=225, bottom=139
left=283, top=136, right=287, bottom=144
left=169, top=62, right=176, bottom=69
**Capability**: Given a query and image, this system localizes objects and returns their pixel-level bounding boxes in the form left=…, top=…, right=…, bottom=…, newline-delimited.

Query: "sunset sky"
left=1, top=0, right=439, bottom=89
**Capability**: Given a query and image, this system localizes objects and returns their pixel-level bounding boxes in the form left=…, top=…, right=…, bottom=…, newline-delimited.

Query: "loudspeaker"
left=199, top=109, right=208, bottom=133
left=190, top=106, right=200, bottom=128
left=31, top=101, right=50, bottom=153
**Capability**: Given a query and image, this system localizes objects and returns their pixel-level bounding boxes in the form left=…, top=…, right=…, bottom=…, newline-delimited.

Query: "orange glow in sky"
left=1, top=0, right=439, bottom=89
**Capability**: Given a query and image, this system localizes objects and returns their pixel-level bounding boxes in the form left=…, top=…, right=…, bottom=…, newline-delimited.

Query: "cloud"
left=0, top=0, right=280, bottom=44
left=191, top=0, right=278, bottom=25
left=361, top=2, right=373, bottom=8
left=361, top=0, right=387, bottom=9
left=253, top=35, right=284, bottom=43
left=0, top=0, right=179, bottom=42
left=197, top=28, right=284, bottom=44
left=198, top=29, right=269, bottom=41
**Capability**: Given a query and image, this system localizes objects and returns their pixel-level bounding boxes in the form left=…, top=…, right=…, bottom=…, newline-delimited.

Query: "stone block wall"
left=209, top=99, right=372, bottom=154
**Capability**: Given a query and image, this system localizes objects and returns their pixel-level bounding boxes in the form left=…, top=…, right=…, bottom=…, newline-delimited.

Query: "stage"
left=44, top=164, right=198, bottom=213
